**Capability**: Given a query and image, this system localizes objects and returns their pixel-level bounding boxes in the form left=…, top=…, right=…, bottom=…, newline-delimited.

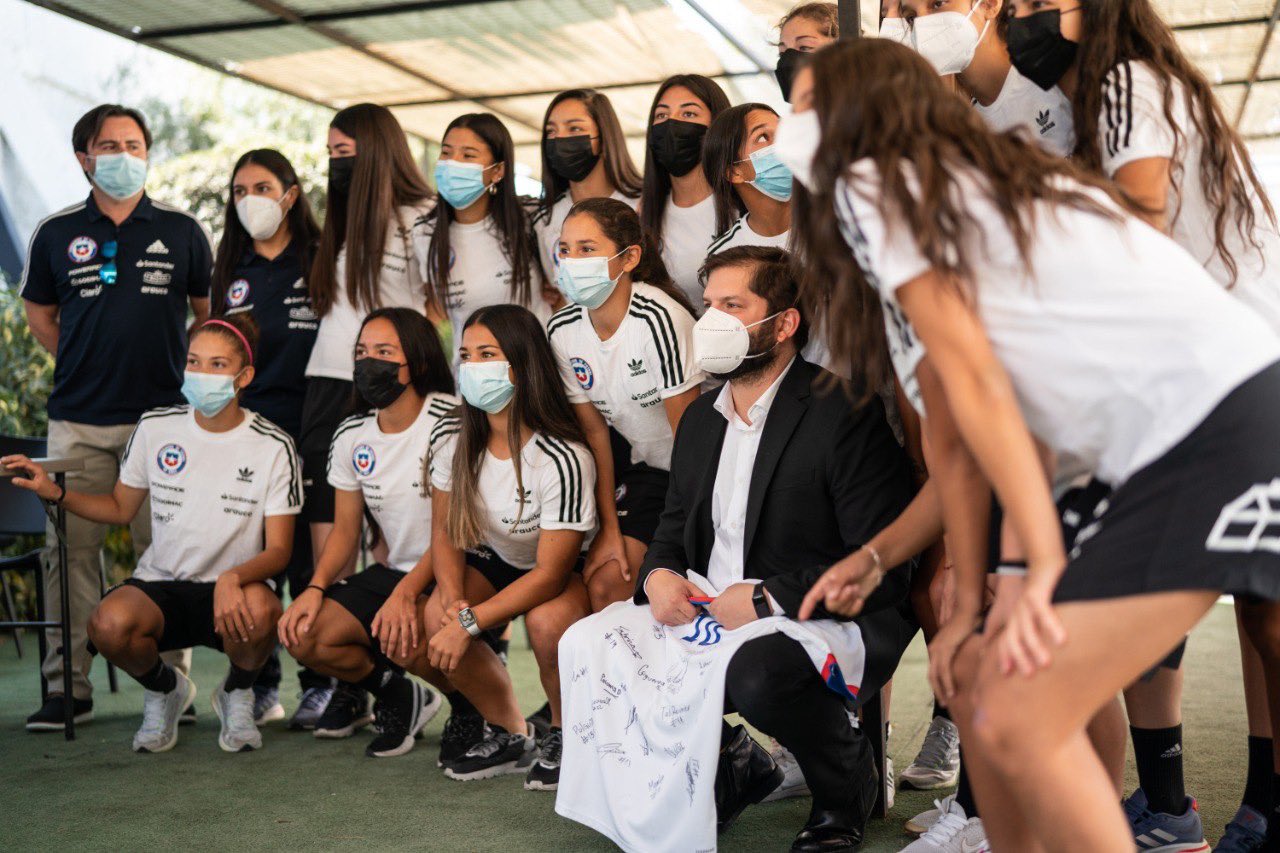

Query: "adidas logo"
left=236, top=467, right=254, bottom=483
left=515, top=487, right=532, bottom=501
left=1036, top=109, right=1056, bottom=135
left=627, top=358, right=646, bottom=378
left=146, top=239, right=169, bottom=255
left=1160, top=744, right=1182, bottom=759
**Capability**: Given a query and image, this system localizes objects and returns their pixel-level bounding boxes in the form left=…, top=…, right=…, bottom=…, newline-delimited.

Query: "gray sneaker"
left=900, top=716, right=961, bottom=790
left=133, top=671, right=196, bottom=753
left=252, top=685, right=285, bottom=725
left=288, top=685, right=333, bottom=731
left=212, top=678, right=263, bottom=753
left=762, top=738, right=810, bottom=802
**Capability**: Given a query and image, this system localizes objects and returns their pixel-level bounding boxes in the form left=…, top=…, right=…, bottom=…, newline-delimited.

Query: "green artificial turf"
left=0, top=600, right=1250, bottom=851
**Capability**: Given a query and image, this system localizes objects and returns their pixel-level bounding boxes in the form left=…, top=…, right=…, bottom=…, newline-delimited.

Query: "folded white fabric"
left=555, top=572, right=866, bottom=852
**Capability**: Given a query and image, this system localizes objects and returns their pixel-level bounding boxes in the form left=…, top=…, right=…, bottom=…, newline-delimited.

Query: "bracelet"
left=305, top=584, right=327, bottom=595
left=53, top=483, right=66, bottom=505
left=995, top=560, right=1029, bottom=577
left=751, top=582, right=772, bottom=619
left=862, top=543, right=884, bottom=574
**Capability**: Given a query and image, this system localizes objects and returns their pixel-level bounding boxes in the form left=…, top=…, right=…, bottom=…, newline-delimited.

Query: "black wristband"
left=305, top=584, right=327, bottom=595
left=752, top=582, right=772, bottom=619
left=54, top=483, right=66, bottom=505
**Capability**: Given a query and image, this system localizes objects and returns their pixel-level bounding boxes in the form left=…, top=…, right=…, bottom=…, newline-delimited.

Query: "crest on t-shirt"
left=67, top=236, right=98, bottom=263
left=571, top=357, right=593, bottom=390
left=156, top=443, right=187, bottom=475
left=226, top=279, right=251, bottom=307
left=352, top=443, right=377, bottom=477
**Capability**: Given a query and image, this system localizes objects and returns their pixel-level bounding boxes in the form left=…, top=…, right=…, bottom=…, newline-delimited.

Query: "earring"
left=488, top=181, right=498, bottom=195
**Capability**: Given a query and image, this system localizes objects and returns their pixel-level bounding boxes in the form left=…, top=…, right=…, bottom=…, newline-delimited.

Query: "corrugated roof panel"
left=1175, top=22, right=1266, bottom=83
left=1213, top=82, right=1249, bottom=121
left=1240, top=80, right=1280, bottom=137
left=215, top=48, right=450, bottom=105
left=159, top=26, right=337, bottom=64
left=390, top=101, right=514, bottom=140
left=740, top=0, right=877, bottom=37
left=1154, top=0, right=1276, bottom=27
left=1255, top=25, right=1280, bottom=78
left=53, top=0, right=273, bottom=32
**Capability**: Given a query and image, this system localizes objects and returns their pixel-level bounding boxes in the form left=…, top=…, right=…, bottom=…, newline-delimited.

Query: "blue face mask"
left=556, top=248, right=631, bottom=309
left=458, top=361, right=515, bottom=414
left=182, top=370, right=239, bottom=418
left=738, top=144, right=793, bottom=202
left=434, top=159, right=497, bottom=210
left=90, top=152, right=148, bottom=200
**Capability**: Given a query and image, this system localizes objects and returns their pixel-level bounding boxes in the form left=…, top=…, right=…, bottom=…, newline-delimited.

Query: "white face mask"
left=693, top=306, right=783, bottom=375
left=235, top=193, right=287, bottom=241
left=910, top=3, right=991, bottom=76
left=773, top=110, right=823, bottom=193
left=878, top=17, right=911, bottom=44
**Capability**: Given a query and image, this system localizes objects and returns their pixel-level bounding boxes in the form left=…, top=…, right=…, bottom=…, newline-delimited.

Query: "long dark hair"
left=354, top=308, right=454, bottom=411
left=565, top=198, right=697, bottom=316
left=212, top=150, right=321, bottom=311
left=538, top=89, right=642, bottom=217
left=426, top=114, right=543, bottom=310
left=1065, top=0, right=1276, bottom=286
left=445, top=304, right=586, bottom=548
left=703, top=103, right=780, bottom=236
left=640, top=75, right=731, bottom=250
left=792, top=39, right=1128, bottom=402
left=310, top=104, right=433, bottom=318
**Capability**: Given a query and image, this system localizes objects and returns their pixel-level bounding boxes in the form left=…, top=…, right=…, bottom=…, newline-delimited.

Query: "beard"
left=715, top=323, right=781, bottom=383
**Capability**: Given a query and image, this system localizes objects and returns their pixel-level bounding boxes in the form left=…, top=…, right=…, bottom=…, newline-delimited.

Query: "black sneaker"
left=443, top=723, right=536, bottom=781
left=26, top=695, right=93, bottom=732
left=365, top=678, right=443, bottom=758
left=179, top=699, right=197, bottom=726
left=524, top=726, right=562, bottom=791
left=526, top=701, right=552, bottom=741
left=313, top=684, right=373, bottom=739
left=438, top=709, right=489, bottom=769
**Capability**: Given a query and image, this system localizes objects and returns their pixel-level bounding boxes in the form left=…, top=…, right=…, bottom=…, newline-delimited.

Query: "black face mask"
left=648, top=119, right=708, bottom=178
left=775, top=49, right=803, bottom=103
left=546, top=136, right=600, bottom=183
left=1006, top=10, right=1079, bottom=91
left=328, top=155, right=356, bottom=198
left=353, top=357, right=407, bottom=409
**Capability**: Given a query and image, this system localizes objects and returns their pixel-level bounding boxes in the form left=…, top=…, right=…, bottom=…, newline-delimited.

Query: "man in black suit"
left=636, top=246, right=918, bottom=852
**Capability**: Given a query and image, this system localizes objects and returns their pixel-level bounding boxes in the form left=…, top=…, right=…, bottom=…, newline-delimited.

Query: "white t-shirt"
left=327, top=392, right=459, bottom=572
left=836, top=159, right=1280, bottom=486
left=706, top=213, right=790, bottom=255
left=533, top=191, right=640, bottom=284
left=306, top=202, right=435, bottom=381
left=119, top=406, right=302, bottom=583
left=973, top=66, right=1075, bottom=157
left=547, top=282, right=703, bottom=470
left=413, top=213, right=552, bottom=368
left=429, top=419, right=597, bottom=570
left=1099, top=60, right=1280, bottom=332
left=661, top=195, right=719, bottom=309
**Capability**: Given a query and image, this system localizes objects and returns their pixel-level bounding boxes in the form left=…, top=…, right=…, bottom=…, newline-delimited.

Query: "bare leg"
left=221, top=583, right=282, bottom=673
left=86, top=586, right=166, bottom=677
left=1238, top=602, right=1274, bottom=739
left=526, top=575, right=591, bottom=727
left=586, top=537, right=648, bottom=613
left=1238, top=600, right=1280, bottom=777
left=286, top=600, right=375, bottom=683
left=1088, top=695, right=1128, bottom=799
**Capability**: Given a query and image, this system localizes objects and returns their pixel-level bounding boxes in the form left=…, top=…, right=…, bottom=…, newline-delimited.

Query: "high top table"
left=1, top=457, right=85, bottom=739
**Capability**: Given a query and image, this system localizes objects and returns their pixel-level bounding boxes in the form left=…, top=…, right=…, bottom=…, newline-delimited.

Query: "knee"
left=1242, top=604, right=1280, bottom=662
left=526, top=602, right=586, bottom=658
left=285, top=625, right=321, bottom=664
left=87, top=603, right=136, bottom=654
left=725, top=639, right=793, bottom=724
left=586, top=570, right=626, bottom=610
left=968, top=682, right=1039, bottom=769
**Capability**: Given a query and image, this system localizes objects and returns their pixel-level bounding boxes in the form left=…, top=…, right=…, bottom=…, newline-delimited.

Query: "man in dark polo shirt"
left=18, top=104, right=211, bottom=730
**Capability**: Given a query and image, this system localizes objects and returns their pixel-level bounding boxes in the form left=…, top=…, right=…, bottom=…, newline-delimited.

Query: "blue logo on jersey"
left=352, top=443, right=376, bottom=477
left=448, top=246, right=456, bottom=271
left=156, top=443, right=187, bottom=475
left=226, top=278, right=250, bottom=307
left=67, top=236, right=98, bottom=263
left=570, top=357, right=593, bottom=390
left=679, top=612, right=724, bottom=646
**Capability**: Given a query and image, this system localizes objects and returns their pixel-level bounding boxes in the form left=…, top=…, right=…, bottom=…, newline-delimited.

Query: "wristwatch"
left=457, top=606, right=482, bottom=637
left=751, top=582, right=773, bottom=619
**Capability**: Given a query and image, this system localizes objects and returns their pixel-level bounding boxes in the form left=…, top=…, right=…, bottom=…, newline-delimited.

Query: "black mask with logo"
left=353, top=357, right=407, bottom=409
left=1006, top=9, right=1079, bottom=91
left=547, top=136, right=600, bottom=183
left=775, top=49, right=803, bottom=103
left=328, top=155, right=356, bottom=198
left=648, top=119, right=708, bottom=178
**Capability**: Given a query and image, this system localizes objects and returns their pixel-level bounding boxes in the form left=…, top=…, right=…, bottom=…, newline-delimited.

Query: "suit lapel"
left=689, top=414, right=728, bottom=568
left=743, top=360, right=811, bottom=558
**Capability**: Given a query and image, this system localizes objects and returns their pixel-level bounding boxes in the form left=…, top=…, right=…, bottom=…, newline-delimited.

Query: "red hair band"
left=201, top=319, right=254, bottom=365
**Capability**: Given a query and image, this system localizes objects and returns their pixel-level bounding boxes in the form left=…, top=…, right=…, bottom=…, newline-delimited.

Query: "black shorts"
left=300, top=377, right=355, bottom=524
left=1054, top=361, right=1280, bottom=604
left=326, top=564, right=404, bottom=640
left=114, top=579, right=224, bottom=653
left=615, top=463, right=669, bottom=545
left=466, top=547, right=585, bottom=594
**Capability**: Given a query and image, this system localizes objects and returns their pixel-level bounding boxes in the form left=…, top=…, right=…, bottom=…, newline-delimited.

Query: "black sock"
left=135, top=659, right=177, bottom=693
left=933, top=699, right=951, bottom=722
left=224, top=663, right=260, bottom=692
left=495, top=638, right=510, bottom=657
left=1242, top=737, right=1274, bottom=814
left=1130, top=725, right=1186, bottom=815
left=354, top=663, right=399, bottom=698
left=446, top=690, right=478, bottom=718
left=954, top=751, right=977, bottom=817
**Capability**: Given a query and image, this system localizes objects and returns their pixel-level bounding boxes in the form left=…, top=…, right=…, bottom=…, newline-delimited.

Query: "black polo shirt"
left=221, top=239, right=318, bottom=438
left=19, top=193, right=212, bottom=426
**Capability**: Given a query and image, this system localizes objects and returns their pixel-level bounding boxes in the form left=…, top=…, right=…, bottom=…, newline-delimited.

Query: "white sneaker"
left=762, top=738, right=811, bottom=802
left=901, top=715, right=961, bottom=790
left=212, top=678, right=263, bottom=753
left=133, top=670, right=196, bottom=753
left=900, top=799, right=970, bottom=852
left=906, top=793, right=955, bottom=836
left=956, top=819, right=990, bottom=853
left=885, top=755, right=896, bottom=810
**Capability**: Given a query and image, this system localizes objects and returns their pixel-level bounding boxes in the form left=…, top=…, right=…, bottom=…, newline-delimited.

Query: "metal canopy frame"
left=23, top=0, right=1280, bottom=143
